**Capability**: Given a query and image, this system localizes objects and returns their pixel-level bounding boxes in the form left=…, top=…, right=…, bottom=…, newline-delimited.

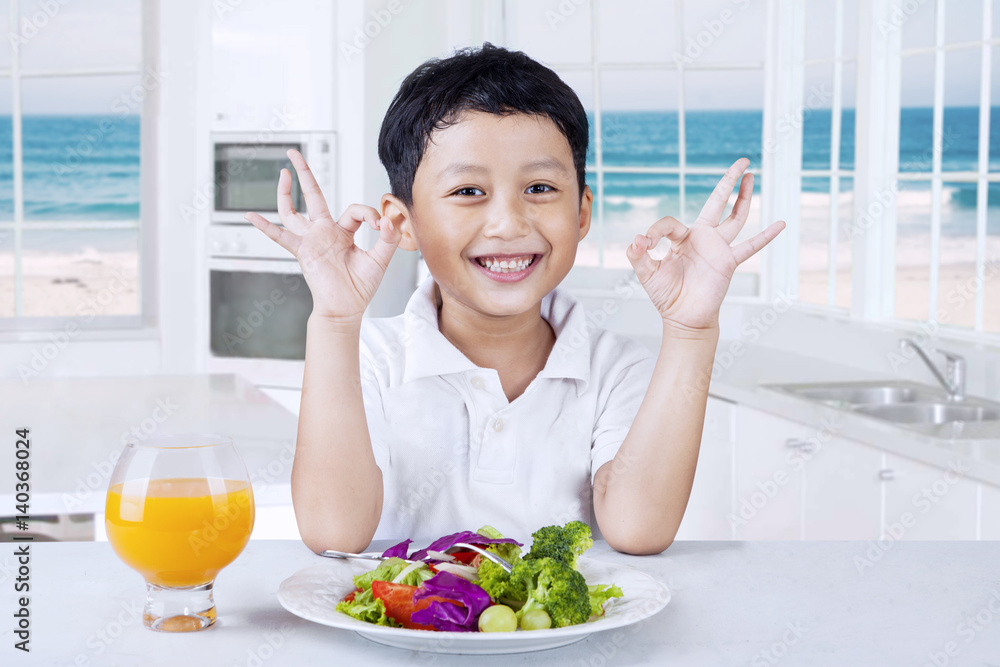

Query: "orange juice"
left=106, top=477, right=254, bottom=587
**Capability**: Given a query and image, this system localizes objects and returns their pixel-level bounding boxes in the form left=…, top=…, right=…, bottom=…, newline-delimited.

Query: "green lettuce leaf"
left=334, top=588, right=400, bottom=627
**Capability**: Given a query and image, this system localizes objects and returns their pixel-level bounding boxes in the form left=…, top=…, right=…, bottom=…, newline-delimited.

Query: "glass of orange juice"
left=105, top=433, right=255, bottom=632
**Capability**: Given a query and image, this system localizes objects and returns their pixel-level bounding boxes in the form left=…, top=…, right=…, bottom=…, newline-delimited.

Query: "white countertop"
left=3, top=539, right=998, bottom=665
left=710, top=342, right=1000, bottom=485
left=0, top=374, right=299, bottom=516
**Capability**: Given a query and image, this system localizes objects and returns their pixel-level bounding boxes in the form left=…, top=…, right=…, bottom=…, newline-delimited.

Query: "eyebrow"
left=437, top=156, right=571, bottom=179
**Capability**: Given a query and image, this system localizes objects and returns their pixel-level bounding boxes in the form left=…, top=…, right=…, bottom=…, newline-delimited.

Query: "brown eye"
left=453, top=187, right=484, bottom=196
left=527, top=184, right=554, bottom=194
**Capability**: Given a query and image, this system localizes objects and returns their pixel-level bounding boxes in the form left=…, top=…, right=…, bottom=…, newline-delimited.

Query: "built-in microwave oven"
left=211, top=131, right=336, bottom=225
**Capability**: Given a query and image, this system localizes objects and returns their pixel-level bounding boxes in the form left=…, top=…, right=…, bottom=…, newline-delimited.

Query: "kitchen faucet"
left=899, top=338, right=966, bottom=401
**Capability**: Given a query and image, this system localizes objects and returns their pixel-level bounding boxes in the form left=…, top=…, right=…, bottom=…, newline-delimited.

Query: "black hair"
left=377, top=42, right=589, bottom=209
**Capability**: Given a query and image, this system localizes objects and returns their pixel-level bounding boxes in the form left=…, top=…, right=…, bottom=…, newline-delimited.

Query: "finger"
left=717, top=172, right=754, bottom=243
left=245, top=211, right=301, bottom=256
left=695, top=157, right=751, bottom=227
left=625, top=233, right=658, bottom=283
left=644, top=215, right=690, bottom=253
left=366, top=215, right=402, bottom=273
left=337, top=203, right=382, bottom=235
left=732, top=220, right=786, bottom=265
left=276, top=168, right=305, bottom=234
left=286, top=148, right=332, bottom=221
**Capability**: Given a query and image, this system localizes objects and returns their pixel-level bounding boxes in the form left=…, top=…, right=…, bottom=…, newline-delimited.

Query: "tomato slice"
left=371, top=580, right=461, bottom=631
left=342, top=587, right=362, bottom=603
left=448, top=550, right=478, bottom=565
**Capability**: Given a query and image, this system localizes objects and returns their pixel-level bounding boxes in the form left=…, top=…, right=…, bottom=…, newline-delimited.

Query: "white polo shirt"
left=359, top=275, right=655, bottom=545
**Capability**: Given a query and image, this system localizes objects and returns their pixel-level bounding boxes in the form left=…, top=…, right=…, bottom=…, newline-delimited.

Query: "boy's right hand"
left=245, top=148, right=402, bottom=325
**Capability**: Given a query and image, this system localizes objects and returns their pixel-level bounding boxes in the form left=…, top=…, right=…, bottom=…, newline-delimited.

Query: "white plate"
left=277, top=556, right=671, bottom=654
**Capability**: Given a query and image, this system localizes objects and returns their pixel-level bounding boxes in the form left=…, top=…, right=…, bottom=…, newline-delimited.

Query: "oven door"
left=213, top=137, right=306, bottom=223
left=207, top=258, right=312, bottom=386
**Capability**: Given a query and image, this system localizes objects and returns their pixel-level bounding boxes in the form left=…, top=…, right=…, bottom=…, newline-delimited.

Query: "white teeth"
left=476, top=255, right=535, bottom=273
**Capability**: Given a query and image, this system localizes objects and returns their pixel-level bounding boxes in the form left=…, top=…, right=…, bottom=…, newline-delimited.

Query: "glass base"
left=143, top=581, right=217, bottom=632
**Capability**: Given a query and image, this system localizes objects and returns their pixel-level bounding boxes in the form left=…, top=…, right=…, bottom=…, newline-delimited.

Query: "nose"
left=481, top=192, right=532, bottom=240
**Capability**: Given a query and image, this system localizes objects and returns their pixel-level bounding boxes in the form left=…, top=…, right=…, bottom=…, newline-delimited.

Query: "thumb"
left=626, top=234, right=657, bottom=283
left=367, top=215, right=402, bottom=272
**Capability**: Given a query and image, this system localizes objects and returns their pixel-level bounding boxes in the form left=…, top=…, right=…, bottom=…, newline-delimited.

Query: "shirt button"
left=493, top=418, right=504, bottom=432
left=471, top=376, right=485, bottom=389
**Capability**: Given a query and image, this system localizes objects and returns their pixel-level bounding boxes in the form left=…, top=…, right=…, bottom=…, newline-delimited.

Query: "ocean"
left=2, top=109, right=996, bottom=254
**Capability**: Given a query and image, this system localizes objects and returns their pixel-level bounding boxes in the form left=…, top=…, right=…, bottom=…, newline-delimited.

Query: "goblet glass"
left=105, top=434, right=255, bottom=632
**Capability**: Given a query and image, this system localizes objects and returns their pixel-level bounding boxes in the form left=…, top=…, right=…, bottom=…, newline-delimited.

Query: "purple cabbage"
left=408, top=531, right=522, bottom=561
left=380, top=539, right=413, bottom=559
left=410, top=571, right=493, bottom=632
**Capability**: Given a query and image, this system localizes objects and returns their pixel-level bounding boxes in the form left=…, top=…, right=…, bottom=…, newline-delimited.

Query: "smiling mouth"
left=473, top=254, right=539, bottom=274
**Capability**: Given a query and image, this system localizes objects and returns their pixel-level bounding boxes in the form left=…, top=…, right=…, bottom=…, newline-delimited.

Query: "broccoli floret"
left=510, top=557, right=591, bottom=628
left=524, top=521, right=594, bottom=568
left=474, top=526, right=524, bottom=605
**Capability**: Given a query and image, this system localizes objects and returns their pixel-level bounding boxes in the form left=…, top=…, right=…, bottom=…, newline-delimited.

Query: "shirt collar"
left=398, top=276, right=591, bottom=395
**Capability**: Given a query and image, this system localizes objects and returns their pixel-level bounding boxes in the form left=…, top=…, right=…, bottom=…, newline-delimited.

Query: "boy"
left=246, top=43, right=784, bottom=555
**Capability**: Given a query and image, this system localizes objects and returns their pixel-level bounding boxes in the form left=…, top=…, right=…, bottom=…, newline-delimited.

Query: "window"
left=505, top=0, right=767, bottom=296
left=894, top=0, right=1000, bottom=334
left=0, top=0, right=148, bottom=328
left=798, top=0, right=857, bottom=310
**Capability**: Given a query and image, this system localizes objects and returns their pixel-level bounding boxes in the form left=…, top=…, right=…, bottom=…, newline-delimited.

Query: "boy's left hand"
left=626, top=157, right=785, bottom=334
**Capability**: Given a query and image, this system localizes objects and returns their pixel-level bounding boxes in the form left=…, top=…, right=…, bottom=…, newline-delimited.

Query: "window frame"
left=0, top=0, right=155, bottom=334
left=502, top=0, right=768, bottom=303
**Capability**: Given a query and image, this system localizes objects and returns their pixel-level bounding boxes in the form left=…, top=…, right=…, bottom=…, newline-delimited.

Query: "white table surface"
left=2, top=538, right=998, bottom=665
left=0, top=373, right=299, bottom=516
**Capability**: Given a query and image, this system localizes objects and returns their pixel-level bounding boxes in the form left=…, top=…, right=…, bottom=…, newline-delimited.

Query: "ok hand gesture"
left=245, top=149, right=401, bottom=324
left=626, top=158, right=785, bottom=333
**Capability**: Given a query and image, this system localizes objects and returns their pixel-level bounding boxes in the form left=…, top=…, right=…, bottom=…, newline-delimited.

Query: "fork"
left=319, top=543, right=514, bottom=574
left=318, top=549, right=417, bottom=564
left=450, top=542, right=514, bottom=573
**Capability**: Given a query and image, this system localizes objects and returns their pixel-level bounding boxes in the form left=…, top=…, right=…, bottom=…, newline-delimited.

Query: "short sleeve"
left=359, top=345, right=390, bottom=474
left=590, top=348, right=656, bottom=485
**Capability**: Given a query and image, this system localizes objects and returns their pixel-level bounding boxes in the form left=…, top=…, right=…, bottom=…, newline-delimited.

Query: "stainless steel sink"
left=765, top=380, right=948, bottom=408
left=762, top=380, right=1000, bottom=438
left=854, top=403, right=1000, bottom=425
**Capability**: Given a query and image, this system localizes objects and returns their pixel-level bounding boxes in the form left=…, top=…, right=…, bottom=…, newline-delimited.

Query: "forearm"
left=292, top=314, right=383, bottom=553
left=593, top=323, right=719, bottom=555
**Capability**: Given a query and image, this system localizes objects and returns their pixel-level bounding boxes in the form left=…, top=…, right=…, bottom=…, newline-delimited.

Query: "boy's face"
left=383, top=110, right=592, bottom=318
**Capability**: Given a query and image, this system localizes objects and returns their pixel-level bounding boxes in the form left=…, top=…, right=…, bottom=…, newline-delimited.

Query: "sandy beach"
left=0, top=247, right=139, bottom=318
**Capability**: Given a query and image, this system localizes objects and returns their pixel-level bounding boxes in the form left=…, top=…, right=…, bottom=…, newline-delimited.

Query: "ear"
left=577, top=184, right=594, bottom=242
left=380, top=193, right=418, bottom=251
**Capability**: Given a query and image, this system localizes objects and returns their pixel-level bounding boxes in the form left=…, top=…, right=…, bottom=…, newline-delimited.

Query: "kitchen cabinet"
left=732, top=407, right=805, bottom=539
left=675, top=397, right=736, bottom=540
left=980, top=482, right=1000, bottom=539
left=881, top=453, right=979, bottom=540
left=211, top=0, right=336, bottom=132
left=801, top=436, right=883, bottom=540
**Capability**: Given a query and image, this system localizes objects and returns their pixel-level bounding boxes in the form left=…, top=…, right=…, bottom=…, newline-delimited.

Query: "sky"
left=0, top=0, right=993, bottom=114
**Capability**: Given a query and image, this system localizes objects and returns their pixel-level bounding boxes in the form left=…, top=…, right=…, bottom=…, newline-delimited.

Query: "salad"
left=335, top=521, right=623, bottom=632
